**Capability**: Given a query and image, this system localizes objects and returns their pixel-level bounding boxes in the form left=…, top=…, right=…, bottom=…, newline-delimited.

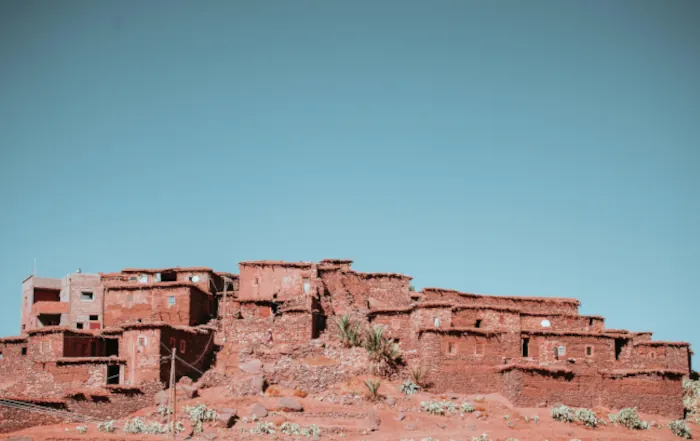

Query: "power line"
left=0, top=399, right=104, bottom=424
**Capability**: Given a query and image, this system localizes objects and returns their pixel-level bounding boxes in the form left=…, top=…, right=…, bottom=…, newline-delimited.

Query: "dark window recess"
left=161, top=272, right=177, bottom=282
left=589, top=318, right=594, bottom=326
left=0, top=351, right=3, bottom=360
left=106, top=339, right=119, bottom=357
left=80, top=291, right=94, bottom=301
left=522, top=338, right=529, bottom=357
left=271, top=302, right=279, bottom=315
left=586, top=346, right=593, bottom=356
left=21, top=347, right=27, bottom=356
left=475, top=319, right=482, bottom=328
left=89, top=315, right=98, bottom=321
left=106, top=365, right=120, bottom=385
left=615, top=338, right=627, bottom=360
left=76, top=323, right=84, bottom=329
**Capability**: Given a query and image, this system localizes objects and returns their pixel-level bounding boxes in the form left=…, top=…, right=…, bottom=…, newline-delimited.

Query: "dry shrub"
left=293, top=389, right=308, bottom=398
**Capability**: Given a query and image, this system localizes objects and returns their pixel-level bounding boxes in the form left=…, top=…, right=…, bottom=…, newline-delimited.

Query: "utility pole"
left=169, top=347, right=177, bottom=440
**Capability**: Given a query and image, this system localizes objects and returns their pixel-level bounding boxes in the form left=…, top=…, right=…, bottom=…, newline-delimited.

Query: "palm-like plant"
left=335, top=315, right=362, bottom=347
left=365, top=378, right=381, bottom=401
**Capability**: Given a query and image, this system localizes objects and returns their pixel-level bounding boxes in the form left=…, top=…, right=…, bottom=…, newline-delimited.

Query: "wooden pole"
left=170, top=347, right=177, bottom=439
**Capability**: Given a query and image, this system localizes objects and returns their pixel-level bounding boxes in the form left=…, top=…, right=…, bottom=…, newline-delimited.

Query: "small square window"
left=447, top=342, right=456, bottom=355
left=433, top=316, right=441, bottom=328
left=475, top=319, right=482, bottom=328
left=41, top=341, right=50, bottom=353
left=21, top=347, right=27, bottom=356
left=138, top=336, right=147, bottom=347
left=80, top=291, right=94, bottom=301
left=22, top=324, right=26, bottom=331
left=650, top=352, right=656, bottom=359
left=89, top=315, right=98, bottom=321
left=586, top=346, right=594, bottom=357
left=252, top=277, right=259, bottom=287
left=139, top=274, right=148, bottom=283
left=76, top=323, right=84, bottom=329
left=0, top=351, right=3, bottom=360
left=302, top=278, right=311, bottom=294
left=128, top=276, right=137, bottom=282
left=557, top=345, right=566, bottom=356
left=168, top=296, right=176, bottom=306
left=180, top=340, right=186, bottom=354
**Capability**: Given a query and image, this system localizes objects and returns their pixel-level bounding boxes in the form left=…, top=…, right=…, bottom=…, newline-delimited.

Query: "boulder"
left=249, top=403, right=268, bottom=419
left=239, top=359, right=263, bottom=374
left=154, top=390, right=169, bottom=406
left=213, top=408, right=237, bottom=428
left=276, top=397, right=304, bottom=412
left=178, top=376, right=194, bottom=386
left=229, top=374, right=265, bottom=396
left=178, top=385, right=198, bottom=399
left=394, top=412, right=405, bottom=421
left=365, top=409, right=381, bottom=431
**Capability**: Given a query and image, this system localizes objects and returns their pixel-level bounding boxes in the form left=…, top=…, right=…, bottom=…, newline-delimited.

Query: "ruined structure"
left=0, top=259, right=693, bottom=431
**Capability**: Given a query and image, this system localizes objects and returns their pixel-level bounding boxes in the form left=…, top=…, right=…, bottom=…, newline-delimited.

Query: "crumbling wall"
left=0, top=398, right=65, bottom=433
left=27, top=331, right=64, bottom=362
left=501, top=367, right=591, bottom=409
left=274, top=311, right=313, bottom=344
left=358, top=273, right=411, bottom=308
left=21, top=276, right=63, bottom=333
left=602, top=372, right=685, bottom=418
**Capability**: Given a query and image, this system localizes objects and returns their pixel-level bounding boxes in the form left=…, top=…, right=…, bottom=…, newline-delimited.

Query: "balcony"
left=32, top=301, right=69, bottom=315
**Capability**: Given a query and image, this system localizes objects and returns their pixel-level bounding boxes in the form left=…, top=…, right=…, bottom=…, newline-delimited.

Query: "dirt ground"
left=2, top=378, right=695, bottom=441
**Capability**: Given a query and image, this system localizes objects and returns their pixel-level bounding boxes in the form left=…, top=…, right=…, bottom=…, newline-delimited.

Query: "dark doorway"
left=522, top=338, right=529, bottom=357
left=312, top=314, right=327, bottom=339
left=615, top=338, right=627, bottom=361
left=106, top=339, right=119, bottom=357
left=475, top=319, right=482, bottom=328
left=106, top=365, right=120, bottom=385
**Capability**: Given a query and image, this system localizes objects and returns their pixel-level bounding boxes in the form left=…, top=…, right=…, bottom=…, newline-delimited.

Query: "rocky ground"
left=2, top=374, right=696, bottom=441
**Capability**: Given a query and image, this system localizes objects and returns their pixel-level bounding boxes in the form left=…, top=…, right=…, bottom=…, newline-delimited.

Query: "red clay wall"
left=121, top=328, right=162, bottom=385
left=371, top=312, right=413, bottom=347
left=422, top=289, right=580, bottom=315
left=104, top=285, right=211, bottom=327
left=160, top=327, right=214, bottom=383
left=238, top=263, right=316, bottom=303
left=65, top=274, right=103, bottom=330
left=524, top=334, right=616, bottom=368
left=274, top=312, right=314, bottom=344
left=520, top=314, right=604, bottom=332
left=362, top=274, right=411, bottom=309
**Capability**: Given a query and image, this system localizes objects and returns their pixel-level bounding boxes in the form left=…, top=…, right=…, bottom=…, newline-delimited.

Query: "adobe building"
left=0, top=258, right=695, bottom=425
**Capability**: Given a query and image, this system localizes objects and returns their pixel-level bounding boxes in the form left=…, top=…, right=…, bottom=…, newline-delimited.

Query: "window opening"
left=139, top=274, right=148, bottom=283
left=615, top=338, right=626, bottom=361
left=168, top=296, right=176, bottom=306
left=433, top=316, right=441, bottom=328
left=76, top=323, right=84, bottom=329
left=586, top=345, right=593, bottom=357
left=475, top=319, right=482, bottom=328
left=106, top=365, right=120, bottom=385
left=80, top=291, right=94, bottom=301
left=448, top=342, right=456, bottom=355
left=522, top=338, right=530, bottom=357
left=303, top=278, right=311, bottom=294
left=21, top=347, right=27, bottom=356
left=89, top=315, right=98, bottom=321
left=180, top=340, right=186, bottom=354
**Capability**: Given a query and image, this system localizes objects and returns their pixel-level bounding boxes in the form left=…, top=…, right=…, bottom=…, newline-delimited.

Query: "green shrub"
left=250, top=422, right=276, bottom=435
left=363, top=325, right=402, bottom=370
left=184, top=403, right=217, bottom=433
left=409, top=365, right=428, bottom=387
left=97, top=420, right=116, bottom=433
left=461, top=402, right=475, bottom=413
left=400, top=380, right=420, bottom=395
left=615, top=407, right=649, bottom=430
left=551, top=404, right=574, bottom=423
left=574, top=408, right=598, bottom=428
left=668, top=419, right=692, bottom=439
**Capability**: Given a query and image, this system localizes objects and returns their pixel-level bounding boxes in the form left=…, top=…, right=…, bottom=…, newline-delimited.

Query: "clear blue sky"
left=1, top=1, right=698, bottom=361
